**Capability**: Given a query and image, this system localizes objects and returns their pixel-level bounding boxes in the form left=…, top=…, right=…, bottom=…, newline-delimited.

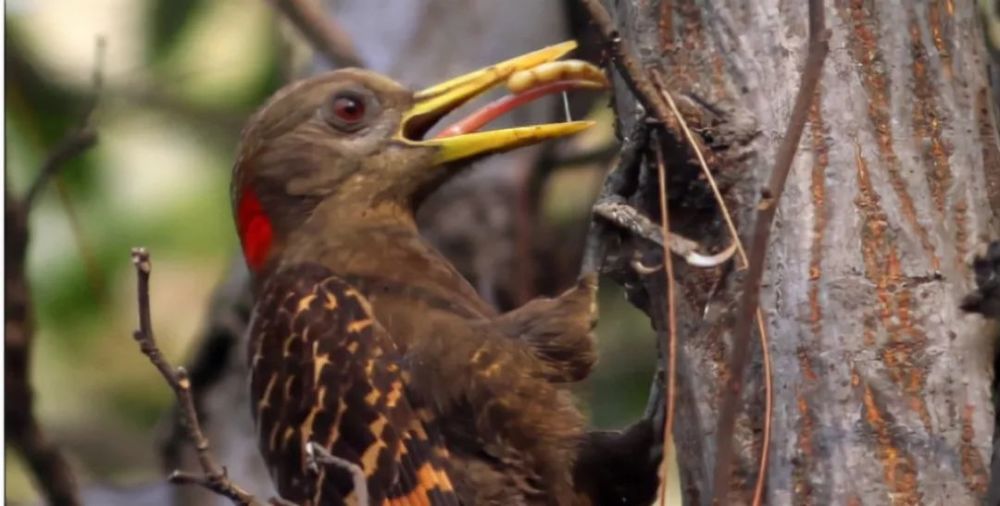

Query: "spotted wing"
left=248, top=263, right=460, bottom=506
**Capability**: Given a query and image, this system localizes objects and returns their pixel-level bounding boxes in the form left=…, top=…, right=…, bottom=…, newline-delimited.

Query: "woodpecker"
left=233, top=41, right=610, bottom=505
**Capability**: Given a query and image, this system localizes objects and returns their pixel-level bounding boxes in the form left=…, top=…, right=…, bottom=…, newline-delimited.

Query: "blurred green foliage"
left=147, top=0, right=208, bottom=63
left=6, top=2, right=658, bottom=502
left=6, top=1, right=280, bottom=500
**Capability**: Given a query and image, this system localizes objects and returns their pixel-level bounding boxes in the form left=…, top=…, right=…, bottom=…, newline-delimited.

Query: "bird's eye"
left=333, top=95, right=364, bottom=121
left=323, top=90, right=375, bottom=132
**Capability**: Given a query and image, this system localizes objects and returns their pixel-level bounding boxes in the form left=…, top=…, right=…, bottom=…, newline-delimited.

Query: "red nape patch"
left=236, top=186, right=273, bottom=271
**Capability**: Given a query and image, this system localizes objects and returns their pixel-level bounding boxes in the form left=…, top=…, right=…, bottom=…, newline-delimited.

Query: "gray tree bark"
left=601, top=0, right=999, bottom=504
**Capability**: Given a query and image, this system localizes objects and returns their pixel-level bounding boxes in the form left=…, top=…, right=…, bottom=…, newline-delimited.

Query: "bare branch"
left=4, top=36, right=111, bottom=506
left=129, top=248, right=265, bottom=506
left=710, top=1, right=829, bottom=501
left=268, top=0, right=364, bottom=68
left=25, top=36, right=105, bottom=209
left=652, top=136, right=679, bottom=504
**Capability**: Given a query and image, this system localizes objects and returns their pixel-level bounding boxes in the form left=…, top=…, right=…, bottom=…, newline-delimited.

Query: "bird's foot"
left=961, top=241, right=1000, bottom=319
left=592, top=197, right=737, bottom=268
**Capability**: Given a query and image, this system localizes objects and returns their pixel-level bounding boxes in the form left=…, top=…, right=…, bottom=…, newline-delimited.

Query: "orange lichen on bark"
left=861, top=382, right=920, bottom=504
left=845, top=0, right=940, bottom=270
left=658, top=0, right=705, bottom=88
left=794, top=340, right=819, bottom=502
left=798, top=347, right=818, bottom=383
left=808, top=96, right=829, bottom=338
left=954, top=199, right=969, bottom=269
left=796, top=101, right=828, bottom=499
left=907, top=9, right=966, bottom=264
left=976, top=88, right=1000, bottom=216
left=908, top=13, right=950, bottom=216
left=927, top=0, right=953, bottom=79
left=960, top=404, right=988, bottom=495
left=794, top=390, right=817, bottom=504
left=657, top=0, right=674, bottom=56
left=854, top=146, right=933, bottom=430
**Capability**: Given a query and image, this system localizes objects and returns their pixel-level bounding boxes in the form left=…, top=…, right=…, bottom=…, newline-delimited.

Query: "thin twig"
left=158, top=257, right=252, bottom=472
left=751, top=311, right=774, bottom=506
left=710, top=1, right=829, bottom=502
left=269, top=0, right=364, bottom=68
left=26, top=36, right=105, bottom=209
left=649, top=70, right=775, bottom=506
left=649, top=72, right=747, bottom=265
left=652, top=138, right=679, bottom=506
left=130, top=248, right=264, bottom=506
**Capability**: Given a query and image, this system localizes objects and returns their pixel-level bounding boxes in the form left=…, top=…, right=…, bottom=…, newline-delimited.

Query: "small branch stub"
left=129, top=247, right=266, bottom=506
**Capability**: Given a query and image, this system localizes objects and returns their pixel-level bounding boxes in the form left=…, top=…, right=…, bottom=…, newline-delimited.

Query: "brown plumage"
left=233, top=42, right=609, bottom=505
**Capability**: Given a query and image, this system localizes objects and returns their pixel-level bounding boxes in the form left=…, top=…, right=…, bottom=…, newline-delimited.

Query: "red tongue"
left=433, top=81, right=579, bottom=139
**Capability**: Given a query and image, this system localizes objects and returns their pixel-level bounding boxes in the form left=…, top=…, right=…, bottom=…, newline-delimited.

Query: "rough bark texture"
left=604, top=0, right=1000, bottom=504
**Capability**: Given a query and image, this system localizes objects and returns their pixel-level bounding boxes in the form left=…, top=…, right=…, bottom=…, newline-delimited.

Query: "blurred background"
left=6, top=0, right=662, bottom=503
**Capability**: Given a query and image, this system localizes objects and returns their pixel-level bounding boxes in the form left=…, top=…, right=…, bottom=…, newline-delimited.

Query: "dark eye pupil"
left=333, top=96, right=364, bottom=122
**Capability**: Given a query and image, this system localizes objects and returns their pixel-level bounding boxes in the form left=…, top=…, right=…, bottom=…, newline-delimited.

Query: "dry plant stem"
left=269, top=0, right=364, bottom=68
left=710, top=0, right=829, bottom=502
left=653, top=139, right=679, bottom=506
left=649, top=71, right=775, bottom=506
left=750, top=303, right=773, bottom=506
left=130, top=248, right=264, bottom=506
left=650, top=73, right=747, bottom=264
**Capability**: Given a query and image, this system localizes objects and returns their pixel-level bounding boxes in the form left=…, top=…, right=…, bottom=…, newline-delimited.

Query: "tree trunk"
left=603, top=0, right=999, bottom=504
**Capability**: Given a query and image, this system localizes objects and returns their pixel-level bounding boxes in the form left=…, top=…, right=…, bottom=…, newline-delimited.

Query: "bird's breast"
left=287, top=221, right=497, bottom=349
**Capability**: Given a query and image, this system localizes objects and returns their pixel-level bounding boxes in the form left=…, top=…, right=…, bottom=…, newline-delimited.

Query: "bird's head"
left=232, top=40, right=605, bottom=272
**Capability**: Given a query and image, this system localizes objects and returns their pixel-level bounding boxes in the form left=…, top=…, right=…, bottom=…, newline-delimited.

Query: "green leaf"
left=146, top=0, right=207, bottom=62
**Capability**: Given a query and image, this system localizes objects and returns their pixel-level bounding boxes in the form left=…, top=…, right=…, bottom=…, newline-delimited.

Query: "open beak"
left=396, top=40, right=607, bottom=164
